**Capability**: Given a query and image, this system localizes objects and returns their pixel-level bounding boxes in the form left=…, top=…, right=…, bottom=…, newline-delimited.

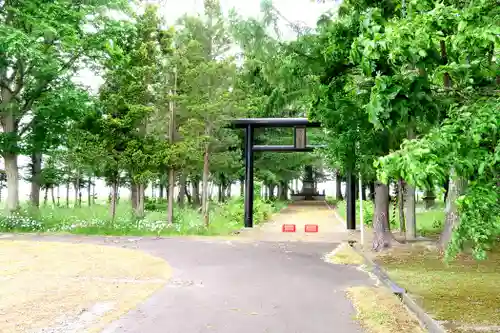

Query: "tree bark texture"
left=372, top=181, right=395, bottom=251
left=4, top=153, right=19, bottom=212
left=192, top=180, right=200, bottom=206
left=178, top=173, right=187, bottom=207
left=439, top=171, right=467, bottom=249
left=335, top=170, right=343, bottom=201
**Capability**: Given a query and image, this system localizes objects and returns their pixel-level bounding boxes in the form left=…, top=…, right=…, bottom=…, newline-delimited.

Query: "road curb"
left=348, top=243, right=447, bottom=333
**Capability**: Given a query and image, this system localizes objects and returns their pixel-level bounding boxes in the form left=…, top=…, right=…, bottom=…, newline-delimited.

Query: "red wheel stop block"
left=282, top=224, right=296, bottom=232
left=305, top=224, right=319, bottom=233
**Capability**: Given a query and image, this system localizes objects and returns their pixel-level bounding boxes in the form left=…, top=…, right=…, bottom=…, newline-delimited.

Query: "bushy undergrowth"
left=357, top=200, right=374, bottom=226
left=0, top=197, right=287, bottom=236
left=325, top=196, right=339, bottom=207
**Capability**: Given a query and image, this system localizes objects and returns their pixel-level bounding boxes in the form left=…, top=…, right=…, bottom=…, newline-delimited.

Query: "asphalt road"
left=92, top=237, right=371, bottom=333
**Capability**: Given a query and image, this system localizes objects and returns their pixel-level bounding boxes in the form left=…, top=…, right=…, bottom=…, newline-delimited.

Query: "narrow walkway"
left=99, top=201, right=370, bottom=333
left=238, top=200, right=349, bottom=242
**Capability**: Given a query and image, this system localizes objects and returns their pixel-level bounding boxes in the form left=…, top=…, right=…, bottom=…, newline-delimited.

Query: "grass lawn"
left=378, top=247, right=500, bottom=333
left=0, top=240, right=171, bottom=333
left=335, top=200, right=500, bottom=332
left=335, top=200, right=445, bottom=236
left=0, top=198, right=288, bottom=237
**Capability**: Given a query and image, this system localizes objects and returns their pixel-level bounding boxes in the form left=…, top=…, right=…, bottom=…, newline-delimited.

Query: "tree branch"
left=22, top=50, right=83, bottom=114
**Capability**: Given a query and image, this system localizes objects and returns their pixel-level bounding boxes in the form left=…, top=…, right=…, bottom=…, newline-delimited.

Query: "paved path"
left=237, top=201, right=350, bottom=243
left=16, top=201, right=371, bottom=333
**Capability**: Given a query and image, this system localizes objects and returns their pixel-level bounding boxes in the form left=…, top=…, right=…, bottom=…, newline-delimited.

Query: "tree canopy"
left=0, top=0, right=498, bottom=259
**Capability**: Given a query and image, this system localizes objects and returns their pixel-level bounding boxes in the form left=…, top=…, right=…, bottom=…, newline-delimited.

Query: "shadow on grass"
left=377, top=246, right=500, bottom=333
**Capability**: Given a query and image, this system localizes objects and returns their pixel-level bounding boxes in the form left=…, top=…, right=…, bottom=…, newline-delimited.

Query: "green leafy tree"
left=94, top=4, right=173, bottom=219
left=175, top=0, right=242, bottom=225
left=0, top=0, right=129, bottom=211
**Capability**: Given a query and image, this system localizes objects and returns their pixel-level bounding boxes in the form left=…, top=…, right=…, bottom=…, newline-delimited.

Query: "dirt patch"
left=377, top=246, right=500, bottom=333
left=0, top=240, right=171, bottom=333
left=346, top=286, right=426, bottom=333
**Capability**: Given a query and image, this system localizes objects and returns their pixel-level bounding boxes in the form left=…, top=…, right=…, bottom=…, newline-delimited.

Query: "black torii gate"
left=231, top=118, right=356, bottom=231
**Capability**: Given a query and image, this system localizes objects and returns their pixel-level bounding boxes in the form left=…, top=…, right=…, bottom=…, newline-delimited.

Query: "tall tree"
left=175, top=0, right=241, bottom=225
left=0, top=0, right=129, bottom=211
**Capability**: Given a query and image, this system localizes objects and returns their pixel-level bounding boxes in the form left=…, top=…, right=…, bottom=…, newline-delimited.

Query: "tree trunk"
left=178, top=174, right=187, bottom=207
left=201, top=145, right=210, bottom=226
left=404, top=126, right=417, bottom=240
left=439, top=172, right=467, bottom=249
left=131, top=182, right=138, bottom=211
left=239, top=176, right=244, bottom=197
left=92, top=180, right=96, bottom=204
left=361, top=185, right=367, bottom=201
left=87, top=177, right=92, bottom=206
left=136, top=183, right=145, bottom=218
left=1, top=104, right=20, bottom=213
left=368, top=181, right=375, bottom=202
left=74, top=172, right=80, bottom=208
left=159, top=184, right=164, bottom=198
left=423, top=188, right=436, bottom=209
left=185, top=185, right=192, bottom=204
left=372, top=181, right=395, bottom=251
left=192, top=180, right=200, bottom=206
left=443, top=179, right=450, bottom=203
left=4, top=153, right=19, bottom=212
left=268, top=184, right=275, bottom=200
left=30, top=152, right=42, bottom=208
left=398, top=179, right=406, bottom=233
left=279, top=181, right=288, bottom=201
left=51, top=187, right=56, bottom=205
left=43, top=188, right=48, bottom=206
left=167, top=168, right=174, bottom=224
left=335, top=170, right=343, bottom=201
left=110, top=181, right=118, bottom=221
left=226, top=183, right=231, bottom=198
left=217, top=184, right=223, bottom=203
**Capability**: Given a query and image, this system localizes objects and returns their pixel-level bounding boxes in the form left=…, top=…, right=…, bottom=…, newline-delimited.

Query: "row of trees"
left=2, top=0, right=497, bottom=258
left=0, top=0, right=321, bottom=224
left=258, top=0, right=498, bottom=258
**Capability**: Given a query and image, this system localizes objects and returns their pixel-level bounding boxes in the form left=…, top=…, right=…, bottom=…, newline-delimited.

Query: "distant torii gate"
left=231, top=118, right=356, bottom=230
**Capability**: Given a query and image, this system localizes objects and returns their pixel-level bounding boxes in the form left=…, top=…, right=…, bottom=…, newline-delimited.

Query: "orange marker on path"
left=305, top=224, right=319, bottom=233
